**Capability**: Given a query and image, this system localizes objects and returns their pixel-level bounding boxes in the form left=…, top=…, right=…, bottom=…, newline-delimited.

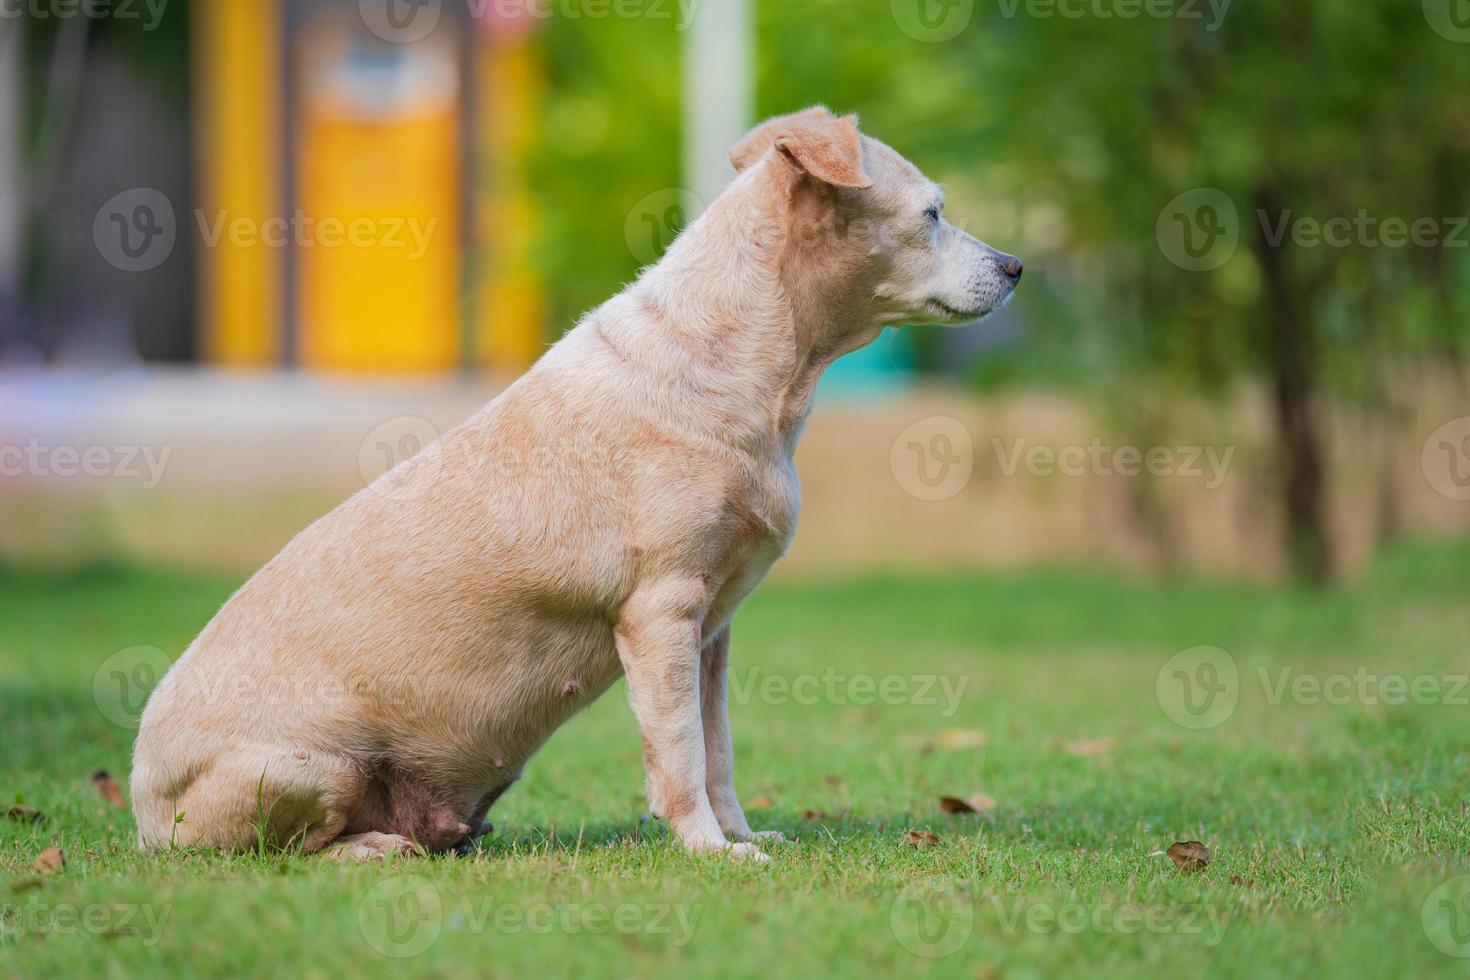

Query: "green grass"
left=3, top=540, right=1470, bottom=978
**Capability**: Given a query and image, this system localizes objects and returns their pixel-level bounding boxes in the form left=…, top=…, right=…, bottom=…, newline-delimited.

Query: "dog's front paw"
left=726, top=828, right=790, bottom=845
left=725, top=841, right=771, bottom=863
left=680, top=835, right=771, bottom=862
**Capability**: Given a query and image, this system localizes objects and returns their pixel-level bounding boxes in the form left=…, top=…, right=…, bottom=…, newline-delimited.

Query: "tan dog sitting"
left=131, top=107, right=1021, bottom=861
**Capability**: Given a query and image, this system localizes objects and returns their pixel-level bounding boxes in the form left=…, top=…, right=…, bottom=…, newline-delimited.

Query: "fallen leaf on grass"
left=4, top=805, right=46, bottom=823
left=904, top=829, right=940, bottom=848
left=802, top=809, right=832, bottom=821
left=1165, top=841, right=1210, bottom=875
left=939, top=793, right=996, bottom=816
left=936, top=728, right=988, bottom=750
left=32, top=848, right=65, bottom=875
left=92, top=770, right=126, bottom=809
left=11, top=878, right=44, bottom=893
left=748, top=795, right=774, bottom=809
left=1061, top=737, right=1117, bottom=757
left=1229, top=875, right=1256, bottom=887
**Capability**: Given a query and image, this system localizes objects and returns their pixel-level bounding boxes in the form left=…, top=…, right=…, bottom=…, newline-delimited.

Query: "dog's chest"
left=728, top=452, right=800, bottom=550
left=707, top=455, right=799, bottom=617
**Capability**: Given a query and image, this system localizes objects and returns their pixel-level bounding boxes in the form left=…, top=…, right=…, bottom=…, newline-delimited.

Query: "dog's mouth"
left=924, top=297, right=987, bottom=323
left=925, top=280, right=1020, bottom=324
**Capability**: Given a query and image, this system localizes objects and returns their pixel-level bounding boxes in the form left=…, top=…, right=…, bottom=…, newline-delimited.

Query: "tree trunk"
left=1253, top=185, right=1332, bottom=584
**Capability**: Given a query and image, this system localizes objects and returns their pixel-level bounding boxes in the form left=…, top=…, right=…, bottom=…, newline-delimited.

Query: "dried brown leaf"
left=904, top=828, right=940, bottom=848
left=32, top=847, right=65, bottom=875
left=936, top=728, right=988, bottom=750
left=1061, top=737, right=1117, bottom=757
left=4, top=805, right=46, bottom=823
left=1166, top=840, right=1210, bottom=875
left=748, top=795, right=774, bottom=809
left=1229, top=874, right=1256, bottom=887
left=93, top=770, right=126, bottom=809
left=939, top=793, right=996, bottom=816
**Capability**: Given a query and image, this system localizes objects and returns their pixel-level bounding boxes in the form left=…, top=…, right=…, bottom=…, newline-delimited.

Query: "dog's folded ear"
left=729, top=107, right=873, bottom=190
left=730, top=107, right=832, bottom=172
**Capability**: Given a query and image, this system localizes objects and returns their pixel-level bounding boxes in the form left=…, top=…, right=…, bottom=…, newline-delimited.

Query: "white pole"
left=682, top=0, right=752, bottom=214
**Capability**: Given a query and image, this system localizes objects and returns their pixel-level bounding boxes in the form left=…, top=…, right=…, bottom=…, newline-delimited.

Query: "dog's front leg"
left=616, top=579, right=767, bottom=861
left=701, top=627, right=785, bottom=845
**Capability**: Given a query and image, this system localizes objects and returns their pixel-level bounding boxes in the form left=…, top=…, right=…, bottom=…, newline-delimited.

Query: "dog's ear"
left=729, top=107, right=831, bottom=172
left=729, top=107, right=873, bottom=190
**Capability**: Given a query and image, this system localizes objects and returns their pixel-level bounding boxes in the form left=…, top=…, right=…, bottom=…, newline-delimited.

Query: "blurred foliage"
left=536, top=0, right=1470, bottom=380
left=535, top=7, right=684, bottom=329
left=534, top=0, right=1470, bottom=580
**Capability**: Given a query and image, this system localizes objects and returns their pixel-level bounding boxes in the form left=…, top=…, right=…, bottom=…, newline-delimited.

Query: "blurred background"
left=0, top=0, right=1467, bottom=584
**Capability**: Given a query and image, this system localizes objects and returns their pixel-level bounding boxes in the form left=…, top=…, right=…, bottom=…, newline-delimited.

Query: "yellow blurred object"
left=295, top=30, right=461, bottom=373
left=194, top=2, right=545, bottom=374
left=196, top=0, right=282, bottom=367
left=477, top=34, right=546, bottom=374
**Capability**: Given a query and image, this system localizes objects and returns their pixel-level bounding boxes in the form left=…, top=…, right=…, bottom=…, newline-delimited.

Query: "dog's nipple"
left=562, top=680, right=580, bottom=698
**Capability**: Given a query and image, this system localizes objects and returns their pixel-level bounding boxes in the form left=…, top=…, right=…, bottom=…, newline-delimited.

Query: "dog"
left=130, top=107, right=1021, bottom=861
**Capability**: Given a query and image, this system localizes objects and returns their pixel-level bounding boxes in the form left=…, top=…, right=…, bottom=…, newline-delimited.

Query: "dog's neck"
left=612, top=163, right=885, bottom=458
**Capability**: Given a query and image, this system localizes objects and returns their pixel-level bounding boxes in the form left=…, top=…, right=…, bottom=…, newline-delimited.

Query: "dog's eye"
left=924, top=204, right=941, bottom=224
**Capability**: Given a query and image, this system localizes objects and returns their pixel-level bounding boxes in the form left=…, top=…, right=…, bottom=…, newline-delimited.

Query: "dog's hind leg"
left=339, top=761, right=485, bottom=854
left=133, top=743, right=369, bottom=855
left=322, top=832, right=423, bottom=860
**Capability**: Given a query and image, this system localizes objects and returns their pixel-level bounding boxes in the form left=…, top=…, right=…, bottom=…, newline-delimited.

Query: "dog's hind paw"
left=322, top=832, right=424, bottom=861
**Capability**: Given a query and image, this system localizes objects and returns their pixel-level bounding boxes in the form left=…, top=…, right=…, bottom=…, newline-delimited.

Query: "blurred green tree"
left=534, top=0, right=1470, bottom=583
left=960, top=1, right=1470, bottom=582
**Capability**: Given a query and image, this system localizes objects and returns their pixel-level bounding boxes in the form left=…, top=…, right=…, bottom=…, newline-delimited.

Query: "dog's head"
left=730, top=106, right=1021, bottom=327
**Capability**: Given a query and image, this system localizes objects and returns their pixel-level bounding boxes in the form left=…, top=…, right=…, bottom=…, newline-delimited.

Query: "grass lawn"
left=2, top=538, right=1469, bottom=978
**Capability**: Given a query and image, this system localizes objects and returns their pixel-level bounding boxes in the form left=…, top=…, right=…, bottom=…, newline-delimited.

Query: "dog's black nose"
left=998, top=253, right=1024, bottom=280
